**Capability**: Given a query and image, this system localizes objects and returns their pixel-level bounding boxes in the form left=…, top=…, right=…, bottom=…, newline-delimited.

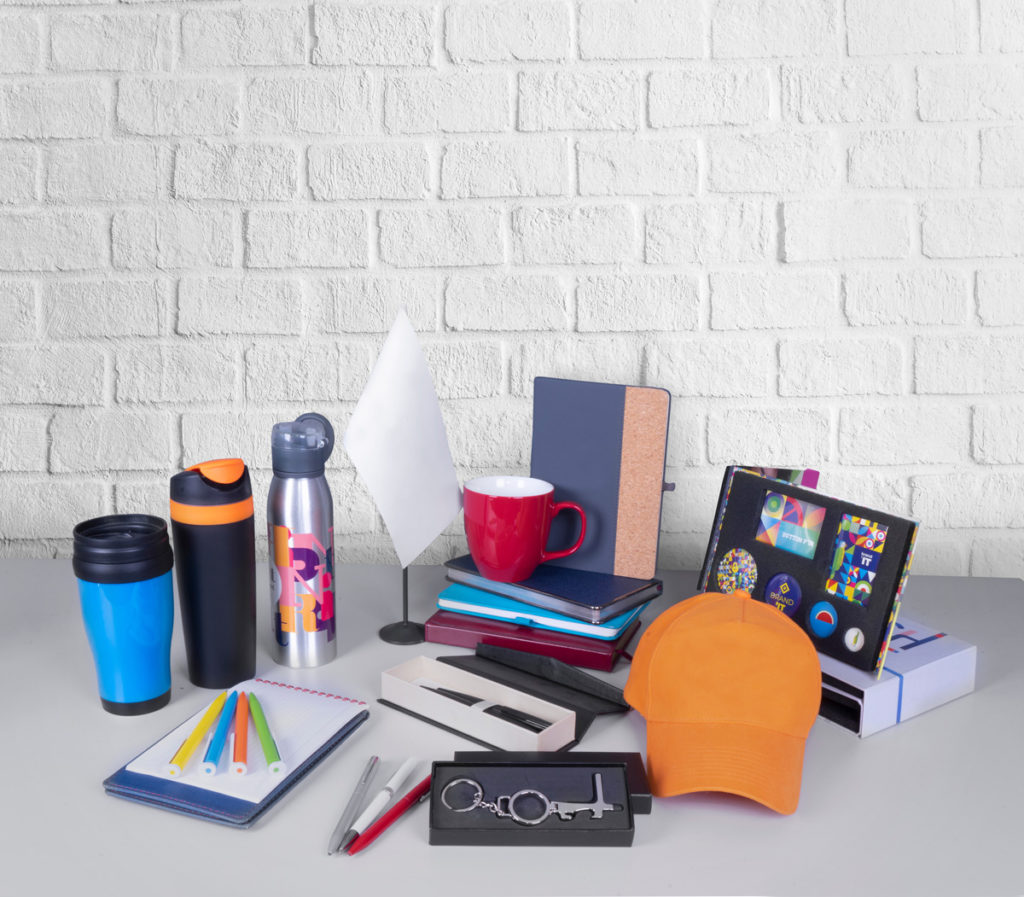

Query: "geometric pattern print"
left=826, top=514, right=888, bottom=606
left=755, top=491, right=826, bottom=560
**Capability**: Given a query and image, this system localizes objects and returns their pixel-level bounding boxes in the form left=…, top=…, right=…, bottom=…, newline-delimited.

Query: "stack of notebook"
left=425, top=377, right=672, bottom=671
left=424, top=555, right=662, bottom=671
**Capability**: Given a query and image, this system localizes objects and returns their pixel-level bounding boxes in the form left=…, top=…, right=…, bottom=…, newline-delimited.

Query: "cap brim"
left=646, top=720, right=809, bottom=815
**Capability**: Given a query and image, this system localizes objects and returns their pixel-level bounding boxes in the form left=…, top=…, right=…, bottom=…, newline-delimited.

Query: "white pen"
left=338, top=758, right=418, bottom=853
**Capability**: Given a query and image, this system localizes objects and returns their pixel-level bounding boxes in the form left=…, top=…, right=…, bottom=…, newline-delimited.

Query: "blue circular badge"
left=808, top=601, right=838, bottom=639
left=763, top=573, right=801, bottom=617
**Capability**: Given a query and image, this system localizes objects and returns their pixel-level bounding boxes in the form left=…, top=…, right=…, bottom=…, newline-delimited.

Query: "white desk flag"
left=343, top=310, right=462, bottom=567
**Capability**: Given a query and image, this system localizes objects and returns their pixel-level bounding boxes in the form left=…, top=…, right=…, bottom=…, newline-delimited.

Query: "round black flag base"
left=379, top=620, right=425, bottom=645
left=378, top=565, right=424, bottom=644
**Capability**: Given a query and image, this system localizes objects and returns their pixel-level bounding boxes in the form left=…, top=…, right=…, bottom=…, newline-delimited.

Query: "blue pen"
left=202, top=690, right=239, bottom=775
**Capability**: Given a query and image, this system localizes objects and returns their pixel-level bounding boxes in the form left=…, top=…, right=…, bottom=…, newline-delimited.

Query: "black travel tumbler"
left=169, top=458, right=257, bottom=688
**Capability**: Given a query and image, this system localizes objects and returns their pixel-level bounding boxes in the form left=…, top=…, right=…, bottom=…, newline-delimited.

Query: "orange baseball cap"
left=624, top=591, right=821, bottom=814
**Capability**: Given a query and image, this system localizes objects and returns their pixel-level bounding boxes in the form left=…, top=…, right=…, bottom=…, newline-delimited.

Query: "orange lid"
left=188, top=458, right=245, bottom=485
left=624, top=591, right=821, bottom=814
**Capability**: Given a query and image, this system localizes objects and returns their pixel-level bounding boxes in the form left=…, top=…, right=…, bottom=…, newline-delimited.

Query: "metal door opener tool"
left=440, top=772, right=620, bottom=826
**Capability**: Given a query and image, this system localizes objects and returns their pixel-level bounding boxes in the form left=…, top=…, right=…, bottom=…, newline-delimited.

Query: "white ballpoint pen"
left=338, top=758, right=418, bottom=853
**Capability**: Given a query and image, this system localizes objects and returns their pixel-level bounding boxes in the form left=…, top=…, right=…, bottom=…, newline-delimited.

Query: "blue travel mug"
left=73, top=515, right=175, bottom=715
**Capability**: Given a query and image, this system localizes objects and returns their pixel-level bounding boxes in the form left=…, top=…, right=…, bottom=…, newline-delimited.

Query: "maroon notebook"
left=424, top=610, right=639, bottom=672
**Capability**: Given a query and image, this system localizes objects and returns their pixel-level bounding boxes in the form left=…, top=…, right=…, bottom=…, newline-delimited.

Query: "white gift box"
left=818, top=616, right=977, bottom=737
left=380, top=656, right=576, bottom=751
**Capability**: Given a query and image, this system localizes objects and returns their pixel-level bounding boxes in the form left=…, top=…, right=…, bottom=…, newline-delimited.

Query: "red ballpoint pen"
left=347, top=774, right=432, bottom=856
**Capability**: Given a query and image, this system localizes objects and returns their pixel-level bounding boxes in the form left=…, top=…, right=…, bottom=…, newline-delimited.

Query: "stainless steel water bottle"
left=267, top=412, right=337, bottom=667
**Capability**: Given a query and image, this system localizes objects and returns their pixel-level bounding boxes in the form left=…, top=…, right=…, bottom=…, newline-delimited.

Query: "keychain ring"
left=441, top=777, right=483, bottom=813
left=507, top=788, right=552, bottom=826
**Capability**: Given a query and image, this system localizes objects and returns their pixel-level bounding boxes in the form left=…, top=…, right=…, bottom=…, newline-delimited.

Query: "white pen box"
left=379, top=656, right=576, bottom=751
left=818, top=616, right=977, bottom=738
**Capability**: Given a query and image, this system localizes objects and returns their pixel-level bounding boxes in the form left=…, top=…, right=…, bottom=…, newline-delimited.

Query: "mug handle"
left=540, top=502, right=587, bottom=562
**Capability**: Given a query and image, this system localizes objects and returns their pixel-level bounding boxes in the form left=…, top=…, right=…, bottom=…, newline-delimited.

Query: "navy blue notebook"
left=445, top=554, right=662, bottom=624
left=530, top=378, right=671, bottom=580
left=103, top=677, right=370, bottom=828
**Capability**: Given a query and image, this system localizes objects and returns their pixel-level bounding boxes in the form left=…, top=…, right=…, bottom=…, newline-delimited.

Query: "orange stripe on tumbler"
left=169, top=497, right=254, bottom=526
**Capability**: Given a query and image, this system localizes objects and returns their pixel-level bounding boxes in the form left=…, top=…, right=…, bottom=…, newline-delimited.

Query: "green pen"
left=248, top=693, right=286, bottom=775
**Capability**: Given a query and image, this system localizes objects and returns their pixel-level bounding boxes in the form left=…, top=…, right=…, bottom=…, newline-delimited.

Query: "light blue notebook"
left=437, top=583, right=647, bottom=640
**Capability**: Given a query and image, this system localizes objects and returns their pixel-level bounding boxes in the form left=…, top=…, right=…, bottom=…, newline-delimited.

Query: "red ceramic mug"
left=463, top=476, right=587, bottom=583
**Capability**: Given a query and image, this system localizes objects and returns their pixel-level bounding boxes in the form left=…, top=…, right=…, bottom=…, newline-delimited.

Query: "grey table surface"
left=2, top=559, right=1021, bottom=897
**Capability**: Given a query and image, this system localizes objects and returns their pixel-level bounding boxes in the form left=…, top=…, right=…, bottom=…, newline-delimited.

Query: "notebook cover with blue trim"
left=103, top=677, right=369, bottom=828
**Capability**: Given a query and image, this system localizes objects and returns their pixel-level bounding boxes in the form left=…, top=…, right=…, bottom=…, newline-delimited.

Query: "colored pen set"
left=165, top=690, right=285, bottom=778
left=328, top=757, right=430, bottom=856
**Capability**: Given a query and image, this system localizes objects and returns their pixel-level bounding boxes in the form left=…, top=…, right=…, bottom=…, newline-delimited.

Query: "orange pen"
left=232, top=691, right=250, bottom=775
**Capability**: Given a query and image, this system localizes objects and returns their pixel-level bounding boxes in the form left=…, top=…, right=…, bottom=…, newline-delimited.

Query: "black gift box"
left=438, top=644, right=631, bottom=743
left=428, top=760, right=634, bottom=847
left=453, top=751, right=652, bottom=815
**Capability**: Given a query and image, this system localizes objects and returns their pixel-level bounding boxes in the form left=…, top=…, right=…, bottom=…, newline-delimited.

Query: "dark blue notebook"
left=530, top=377, right=671, bottom=580
left=103, top=677, right=370, bottom=828
left=445, top=554, right=662, bottom=624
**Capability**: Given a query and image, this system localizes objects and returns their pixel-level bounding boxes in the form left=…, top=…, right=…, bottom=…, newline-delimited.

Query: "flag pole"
left=379, top=565, right=425, bottom=644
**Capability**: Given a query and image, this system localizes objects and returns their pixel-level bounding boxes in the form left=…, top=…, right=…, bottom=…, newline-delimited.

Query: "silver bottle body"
left=267, top=473, right=337, bottom=667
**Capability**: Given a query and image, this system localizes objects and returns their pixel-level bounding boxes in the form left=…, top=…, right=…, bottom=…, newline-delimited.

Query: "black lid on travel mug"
left=73, top=514, right=174, bottom=585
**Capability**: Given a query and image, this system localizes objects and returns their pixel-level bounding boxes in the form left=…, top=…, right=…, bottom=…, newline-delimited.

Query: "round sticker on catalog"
left=717, top=548, right=758, bottom=593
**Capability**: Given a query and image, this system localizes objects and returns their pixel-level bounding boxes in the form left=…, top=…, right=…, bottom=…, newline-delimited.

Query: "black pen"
left=421, top=685, right=551, bottom=732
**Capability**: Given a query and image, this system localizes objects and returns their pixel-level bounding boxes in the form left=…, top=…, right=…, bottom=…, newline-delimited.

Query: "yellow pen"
left=165, top=691, right=228, bottom=777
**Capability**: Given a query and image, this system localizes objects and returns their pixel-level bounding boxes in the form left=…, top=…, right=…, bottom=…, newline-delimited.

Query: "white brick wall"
left=1, top=1, right=1022, bottom=580
left=182, top=7, right=306, bottom=68
left=48, top=143, right=161, bottom=202
left=314, top=3, right=435, bottom=67
left=448, top=2, right=570, bottom=62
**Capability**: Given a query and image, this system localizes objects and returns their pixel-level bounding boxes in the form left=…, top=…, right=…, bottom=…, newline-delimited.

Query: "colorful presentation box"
left=699, top=468, right=919, bottom=672
left=818, top=617, right=976, bottom=737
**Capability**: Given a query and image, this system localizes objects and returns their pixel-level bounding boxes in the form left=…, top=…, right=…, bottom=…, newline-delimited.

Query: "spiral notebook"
left=103, top=676, right=370, bottom=828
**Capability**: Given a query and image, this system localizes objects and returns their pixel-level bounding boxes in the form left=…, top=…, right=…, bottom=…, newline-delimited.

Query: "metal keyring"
left=506, top=789, right=552, bottom=826
left=441, top=777, right=483, bottom=813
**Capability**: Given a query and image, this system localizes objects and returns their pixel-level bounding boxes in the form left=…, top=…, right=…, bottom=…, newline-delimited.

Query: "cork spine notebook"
left=530, top=377, right=670, bottom=580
